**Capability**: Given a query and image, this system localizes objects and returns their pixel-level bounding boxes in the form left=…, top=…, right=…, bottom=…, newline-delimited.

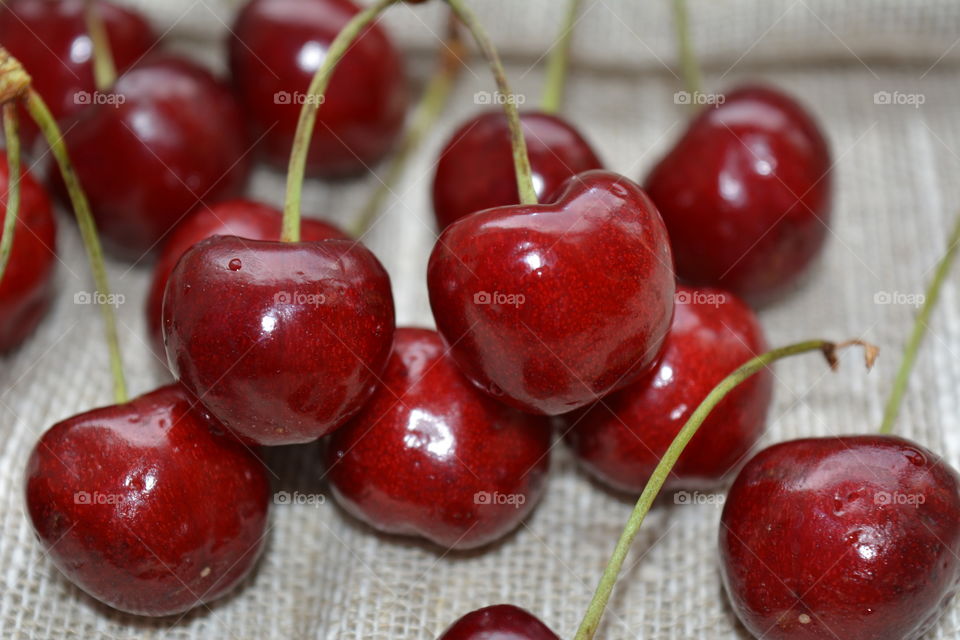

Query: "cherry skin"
left=0, top=0, right=154, bottom=147
left=438, top=604, right=560, bottom=639
left=644, top=85, right=832, bottom=306
left=326, top=328, right=552, bottom=549
left=427, top=169, right=675, bottom=416
left=432, top=110, right=603, bottom=229
left=0, top=155, right=57, bottom=353
left=719, top=435, right=960, bottom=640
left=563, top=285, right=772, bottom=492
left=228, top=0, right=408, bottom=177
left=145, top=199, right=348, bottom=360
left=163, top=235, right=395, bottom=446
left=24, top=383, right=270, bottom=617
left=57, top=56, right=251, bottom=260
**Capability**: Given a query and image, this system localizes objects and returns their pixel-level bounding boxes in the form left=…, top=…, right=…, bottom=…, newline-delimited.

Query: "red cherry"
left=0, top=155, right=57, bottom=352
left=438, top=604, right=559, bottom=639
left=720, top=435, right=960, bottom=640
left=563, top=284, right=772, bottom=492
left=228, top=0, right=408, bottom=177
left=0, top=0, right=154, bottom=146
left=24, top=383, right=270, bottom=616
left=432, top=110, right=603, bottom=229
left=56, top=56, right=250, bottom=260
left=427, top=169, right=675, bottom=415
left=145, top=199, right=348, bottom=360
left=163, top=235, right=395, bottom=445
left=644, top=85, right=831, bottom=306
left=326, top=328, right=551, bottom=549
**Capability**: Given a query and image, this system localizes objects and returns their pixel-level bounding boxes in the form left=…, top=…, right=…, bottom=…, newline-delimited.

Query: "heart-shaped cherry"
left=56, top=55, right=250, bottom=260
left=720, top=435, right=960, bottom=640
left=438, top=604, right=560, bottom=639
left=326, top=328, right=551, bottom=549
left=563, top=284, right=772, bottom=492
left=163, top=235, right=395, bottom=445
left=24, top=383, right=270, bottom=616
left=0, top=154, right=57, bottom=352
left=228, top=0, right=408, bottom=177
left=644, top=85, right=831, bottom=306
left=145, top=199, right=347, bottom=360
left=427, top=169, right=675, bottom=415
left=432, top=110, right=603, bottom=230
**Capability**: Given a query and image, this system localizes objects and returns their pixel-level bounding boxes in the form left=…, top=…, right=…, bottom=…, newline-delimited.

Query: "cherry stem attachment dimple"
left=444, top=0, right=537, bottom=206
left=540, top=0, right=582, bottom=114
left=879, top=209, right=960, bottom=435
left=0, top=103, right=21, bottom=285
left=84, top=0, right=117, bottom=91
left=281, top=0, right=400, bottom=243
left=573, top=337, right=878, bottom=640
left=672, top=0, right=702, bottom=101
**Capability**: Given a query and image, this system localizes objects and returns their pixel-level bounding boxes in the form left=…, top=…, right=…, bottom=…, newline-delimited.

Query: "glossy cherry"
left=432, top=110, right=603, bottom=229
left=644, top=85, right=832, bottom=306
left=228, top=0, right=408, bottom=177
left=164, top=235, right=395, bottom=446
left=326, top=328, right=551, bottom=549
left=145, top=199, right=347, bottom=359
left=438, top=604, right=560, bottom=639
left=563, top=285, right=772, bottom=492
left=0, top=155, right=57, bottom=353
left=24, top=383, right=270, bottom=616
left=57, top=55, right=250, bottom=260
left=720, top=435, right=960, bottom=640
left=427, top=169, right=675, bottom=415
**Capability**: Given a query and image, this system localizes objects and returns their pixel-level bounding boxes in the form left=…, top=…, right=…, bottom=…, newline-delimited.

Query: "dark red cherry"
left=326, top=328, right=552, bottom=549
left=720, top=435, right=960, bottom=640
left=24, top=383, right=270, bottom=616
left=0, top=0, right=154, bottom=146
left=145, top=199, right=348, bottom=360
left=56, top=56, right=250, bottom=260
left=427, top=169, right=675, bottom=415
left=228, top=0, right=408, bottom=177
left=0, top=155, right=57, bottom=352
left=563, top=285, right=772, bottom=492
left=163, top=235, right=395, bottom=445
left=438, top=604, right=560, bottom=639
left=644, top=85, right=831, bottom=306
left=432, top=110, right=603, bottom=229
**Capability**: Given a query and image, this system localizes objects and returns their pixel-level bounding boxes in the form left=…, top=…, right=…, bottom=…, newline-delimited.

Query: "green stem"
left=84, top=0, right=117, bottom=91
left=0, top=103, right=20, bottom=284
left=281, top=0, right=399, bottom=243
left=540, top=0, right=582, bottom=114
left=445, top=0, right=537, bottom=205
left=879, top=210, right=960, bottom=434
left=672, top=0, right=702, bottom=101
left=573, top=338, right=878, bottom=640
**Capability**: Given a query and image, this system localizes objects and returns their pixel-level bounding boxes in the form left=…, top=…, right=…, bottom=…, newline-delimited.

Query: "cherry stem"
left=349, top=11, right=464, bottom=239
left=0, top=103, right=21, bottom=284
left=672, top=0, right=702, bottom=100
left=879, top=210, right=960, bottom=435
left=84, top=0, right=117, bottom=91
left=445, top=0, right=537, bottom=205
left=281, top=0, right=400, bottom=243
left=540, top=0, right=582, bottom=115
left=573, top=337, right=878, bottom=640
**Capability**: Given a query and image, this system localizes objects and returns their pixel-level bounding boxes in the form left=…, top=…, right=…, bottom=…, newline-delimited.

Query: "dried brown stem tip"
left=0, top=48, right=31, bottom=104
left=822, top=339, right=879, bottom=371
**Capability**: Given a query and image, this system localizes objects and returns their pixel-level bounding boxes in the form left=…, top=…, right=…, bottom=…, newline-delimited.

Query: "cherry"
left=432, top=110, right=603, bottom=229
left=163, top=235, right=395, bottom=445
left=720, top=435, right=960, bottom=640
left=24, top=383, right=270, bottom=616
left=228, top=0, right=408, bottom=177
left=145, top=199, right=348, bottom=360
left=0, top=154, right=56, bottom=352
left=56, top=55, right=250, bottom=260
left=644, top=85, right=832, bottom=306
left=427, top=169, right=675, bottom=415
left=563, top=284, right=772, bottom=492
left=438, top=604, right=560, bottom=639
left=325, top=328, right=551, bottom=549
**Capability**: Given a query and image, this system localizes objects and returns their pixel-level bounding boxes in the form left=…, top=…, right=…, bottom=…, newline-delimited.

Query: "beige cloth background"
left=3, top=0, right=960, bottom=638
